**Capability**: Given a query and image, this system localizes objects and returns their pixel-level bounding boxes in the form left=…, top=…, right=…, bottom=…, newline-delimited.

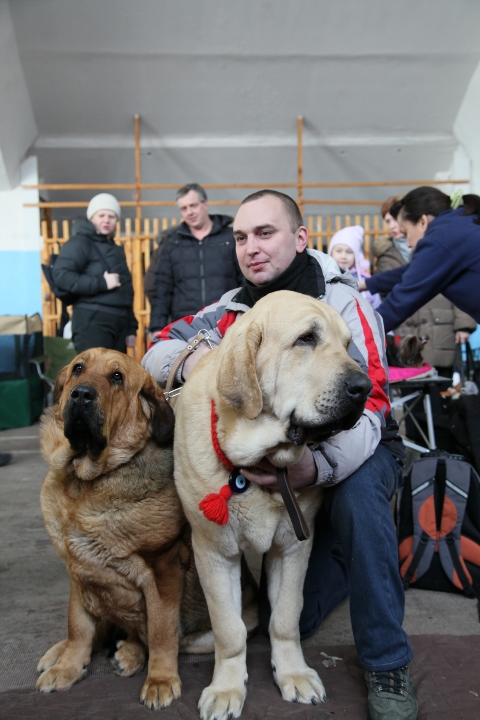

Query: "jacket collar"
left=224, top=249, right=357, bottom=314
left=176, top=214, right=233, bottom=239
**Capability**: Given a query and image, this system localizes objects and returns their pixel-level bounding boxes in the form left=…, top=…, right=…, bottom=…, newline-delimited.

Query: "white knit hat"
left=86, top=193, right=121, bottom=220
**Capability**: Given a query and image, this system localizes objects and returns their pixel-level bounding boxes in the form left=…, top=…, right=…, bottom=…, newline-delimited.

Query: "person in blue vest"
left=359, top=187, right=480, bottom=332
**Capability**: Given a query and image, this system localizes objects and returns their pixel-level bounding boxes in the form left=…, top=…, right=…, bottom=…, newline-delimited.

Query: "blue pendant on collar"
left=228, top=468, right=250, bottom=494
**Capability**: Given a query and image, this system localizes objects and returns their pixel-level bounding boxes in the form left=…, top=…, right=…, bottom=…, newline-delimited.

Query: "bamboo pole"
left=25, top=199, right=388, bottom=209
left=134, top=114, right=142, bottom=222
left=297, top=116, right=304, bottom=217
left=23, top=179, right=468, bottom=191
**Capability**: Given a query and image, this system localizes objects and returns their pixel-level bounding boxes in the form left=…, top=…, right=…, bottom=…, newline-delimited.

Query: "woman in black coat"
left=53, top=194, right=138, bottom=353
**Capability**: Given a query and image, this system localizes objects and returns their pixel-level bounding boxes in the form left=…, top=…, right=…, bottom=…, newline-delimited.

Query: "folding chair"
left=30, top=336, right=77, bottom=406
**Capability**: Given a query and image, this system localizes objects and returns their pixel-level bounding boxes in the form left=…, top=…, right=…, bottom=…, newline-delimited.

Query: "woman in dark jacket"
left=372, top=194, right=476, bottom=376
left=363, top=187, right=480, bottom=332
left=52, top=194, right=138, bottom=353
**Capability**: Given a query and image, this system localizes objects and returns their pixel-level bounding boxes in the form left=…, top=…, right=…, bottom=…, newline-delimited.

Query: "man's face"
left=177, top=190, right=210, bottom=230
left=233, top=196, right=307, bottom=285
left=90, top=210, right=117, bottom=237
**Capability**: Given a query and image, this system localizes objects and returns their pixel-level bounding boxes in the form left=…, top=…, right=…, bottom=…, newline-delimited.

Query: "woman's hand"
left=104, top=271, right=121, bottom=289
left=357, top=279, right=367, bottom=292
left=455, top=331, right=470, bottom=344
left=240, top=447, right=317, bottom=490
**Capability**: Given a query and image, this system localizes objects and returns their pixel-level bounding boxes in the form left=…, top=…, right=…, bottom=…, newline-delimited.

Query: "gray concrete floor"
left=1, top=423, right=479, bottom=692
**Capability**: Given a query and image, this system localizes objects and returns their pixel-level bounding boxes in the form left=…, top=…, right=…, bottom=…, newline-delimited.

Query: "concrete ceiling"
left=8, top=0, right=480, bottom=217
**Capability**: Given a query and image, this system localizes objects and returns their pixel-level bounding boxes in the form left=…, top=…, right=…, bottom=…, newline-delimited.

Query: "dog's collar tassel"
left=199, top=484, right=232, bottom=525
left=198, top=400, right=249, bottom=526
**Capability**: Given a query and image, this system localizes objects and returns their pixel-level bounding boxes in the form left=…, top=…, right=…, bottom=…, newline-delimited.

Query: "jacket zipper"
left=199, top=241, right=206, bottom=305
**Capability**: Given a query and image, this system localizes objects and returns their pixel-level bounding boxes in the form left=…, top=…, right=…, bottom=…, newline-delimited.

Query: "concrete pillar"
left=0, top=156, right=42, bottom=315
left=454, top=60, right=480, bottom=194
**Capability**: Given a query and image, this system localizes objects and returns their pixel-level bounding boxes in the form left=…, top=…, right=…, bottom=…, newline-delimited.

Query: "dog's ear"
left=53, top=365, right=69, bottom=405
left=216, top=320, right=263, bottom=419
left=141, top=374, right=175, bottom=444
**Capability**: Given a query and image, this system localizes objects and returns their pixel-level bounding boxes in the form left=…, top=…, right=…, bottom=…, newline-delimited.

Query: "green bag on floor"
left=0, top=376, right=44, bottom=430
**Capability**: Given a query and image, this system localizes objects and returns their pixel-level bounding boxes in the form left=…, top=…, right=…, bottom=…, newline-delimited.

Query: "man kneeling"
left=143, top=190, right=417, bottom=720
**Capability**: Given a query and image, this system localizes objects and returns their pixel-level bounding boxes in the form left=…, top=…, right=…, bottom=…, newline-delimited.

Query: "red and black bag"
left=398, top=453, right=480, bottom=610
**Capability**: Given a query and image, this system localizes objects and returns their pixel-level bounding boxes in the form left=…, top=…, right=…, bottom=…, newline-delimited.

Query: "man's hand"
left=126, top=335, right=136, bottom=348
left=104, top=271, right=121, bottom=289
left=182, top=345, right=211, bottom=380
left=357, top=279, right=367, bottom=292
left=455, top=331, right=470, bottom=344
left=240, top=447, right=317, bottom=490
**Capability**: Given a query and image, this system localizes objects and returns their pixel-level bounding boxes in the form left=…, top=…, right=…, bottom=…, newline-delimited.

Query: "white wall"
left=0, top=0, right=37, bottom=189
left=0, top=156, right=41, bottom=252
left=0, top=156, right=42, bottom=315
left=454, top=60, right=480, bottom=194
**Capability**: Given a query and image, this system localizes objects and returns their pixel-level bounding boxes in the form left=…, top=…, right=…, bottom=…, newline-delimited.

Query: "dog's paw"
left=36, top=663, right=87, bottom=693
left=37, top=640, right=68, bottom=673
left=198, top=685, right=247, bottom=720
left=140, top=674, right=182, bottom=710
left=274, top=668, right=326, bottom=705
left=111, top=639, right=146, bottom=676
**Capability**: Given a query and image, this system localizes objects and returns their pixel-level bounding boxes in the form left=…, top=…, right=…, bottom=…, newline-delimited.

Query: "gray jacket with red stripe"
left=142, top=249, right=403, bottom=486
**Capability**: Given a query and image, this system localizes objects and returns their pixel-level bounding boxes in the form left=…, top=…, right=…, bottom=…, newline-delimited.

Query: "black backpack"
left=398, top=452, right=480, bottom=610
left=42, top=239, right=111, bottom=306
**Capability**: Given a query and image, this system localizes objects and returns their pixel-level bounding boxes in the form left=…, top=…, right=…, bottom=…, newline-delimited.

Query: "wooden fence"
left=40, top=213, right=387, bottom=358
left=33, top=115, right=469, bottom=357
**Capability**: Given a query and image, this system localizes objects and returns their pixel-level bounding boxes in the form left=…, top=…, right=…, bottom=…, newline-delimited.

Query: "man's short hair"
left=240, top=190, right=304, bottom=232
left=175, top=183, right=208, bottom=203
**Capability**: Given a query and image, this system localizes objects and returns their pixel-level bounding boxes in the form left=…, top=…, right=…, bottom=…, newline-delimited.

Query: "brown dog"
left=36, top=348, right=216, bottom=710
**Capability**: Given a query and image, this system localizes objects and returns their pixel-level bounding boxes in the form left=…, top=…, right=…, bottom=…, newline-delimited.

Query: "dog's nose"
left=70, top=385, right=97, bottom=408
left=345, top=371, right=372, bottom=400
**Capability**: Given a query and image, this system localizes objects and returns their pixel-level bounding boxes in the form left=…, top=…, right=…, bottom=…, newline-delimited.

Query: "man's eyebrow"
left=233, top=224, right=275, bottom=236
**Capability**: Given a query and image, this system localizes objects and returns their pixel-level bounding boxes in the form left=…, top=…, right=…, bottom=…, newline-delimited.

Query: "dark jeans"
left=258, top=444, right=413, bottom=672
left=72, top=307, right=130, bottom=354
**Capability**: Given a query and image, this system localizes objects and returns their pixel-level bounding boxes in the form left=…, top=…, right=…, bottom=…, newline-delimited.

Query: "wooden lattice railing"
left=41, top=213, right=388, bottom=358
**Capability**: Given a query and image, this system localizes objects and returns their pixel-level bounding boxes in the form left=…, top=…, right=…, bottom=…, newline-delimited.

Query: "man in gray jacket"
left=143, top=191, right=418, bottom=720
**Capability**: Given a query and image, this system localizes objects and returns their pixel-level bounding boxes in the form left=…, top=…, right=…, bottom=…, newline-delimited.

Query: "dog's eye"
left=72, top=363, right=83, bottom=375
left=110, top=371, right=123, bottom=386
left=294, top=333, right=316, bottom=347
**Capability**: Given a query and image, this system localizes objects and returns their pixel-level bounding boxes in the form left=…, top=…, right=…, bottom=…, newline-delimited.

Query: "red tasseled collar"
left=210, top=399, right=234, bottom=472
left=198, top=400, right=235, bottom=526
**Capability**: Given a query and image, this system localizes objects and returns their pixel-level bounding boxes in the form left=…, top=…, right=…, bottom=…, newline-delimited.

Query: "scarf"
left=392, top=236, right=412, bottom=264
left=233, top=251, right=320, bottom=308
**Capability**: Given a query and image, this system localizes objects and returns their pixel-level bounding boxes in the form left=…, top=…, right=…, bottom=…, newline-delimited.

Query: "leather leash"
left=275, top=467, right=311, bottom=541
left=164, top=329, right=213, bottom=401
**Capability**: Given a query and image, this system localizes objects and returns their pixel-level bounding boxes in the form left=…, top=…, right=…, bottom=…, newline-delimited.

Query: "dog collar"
left=199, top=401, right=310, bottom=542
left=198, top=400, right=250, bottom=526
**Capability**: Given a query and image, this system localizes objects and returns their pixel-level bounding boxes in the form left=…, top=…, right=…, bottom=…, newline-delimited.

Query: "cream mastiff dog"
left=173, top=290, right=372, bottom=720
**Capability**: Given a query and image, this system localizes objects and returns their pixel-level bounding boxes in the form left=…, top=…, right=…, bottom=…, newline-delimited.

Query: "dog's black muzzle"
left=288, top=370, right=373, bottom=446
left=63, top=384, right=107, bottom=457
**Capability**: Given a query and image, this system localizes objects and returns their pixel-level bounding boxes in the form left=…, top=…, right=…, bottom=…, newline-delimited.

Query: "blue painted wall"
left=0, top=251, right=42, bottom=316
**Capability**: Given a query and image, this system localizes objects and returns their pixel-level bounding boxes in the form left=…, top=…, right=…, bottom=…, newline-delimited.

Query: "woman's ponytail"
left=462, top=194, right=480, bottom=225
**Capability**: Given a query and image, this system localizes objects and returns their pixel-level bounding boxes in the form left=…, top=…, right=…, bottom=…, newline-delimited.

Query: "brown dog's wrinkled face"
left=217, top=291, right=372, bottom=448
left=53, top=348, right=174, bottom=475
